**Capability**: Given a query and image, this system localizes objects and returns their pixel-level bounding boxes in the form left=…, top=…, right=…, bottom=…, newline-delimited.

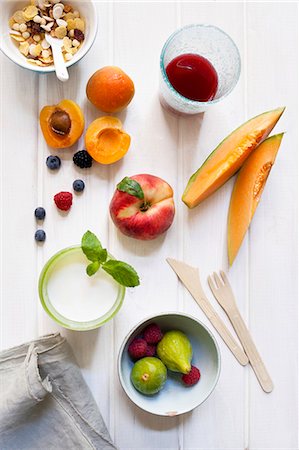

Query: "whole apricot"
left=86, top=66, right=135, bottom=113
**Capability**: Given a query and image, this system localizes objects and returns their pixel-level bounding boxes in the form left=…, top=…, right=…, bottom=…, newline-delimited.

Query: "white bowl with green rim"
left=39, top=245, right=125, bottom=331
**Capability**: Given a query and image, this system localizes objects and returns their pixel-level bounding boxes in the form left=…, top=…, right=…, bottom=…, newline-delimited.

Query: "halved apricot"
left=40, top=99, right=84, bottom=149
left=85, top=116, right=131, bottom=164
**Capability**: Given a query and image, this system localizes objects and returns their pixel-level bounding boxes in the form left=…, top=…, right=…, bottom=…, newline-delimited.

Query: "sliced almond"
left=42, top=15, right=54, bottom=22
left=53, top=4, right=64, bottom=19
left=41, top=38, right=51, bottom=49
left=56, top=18, right=67, bottom=27
left=33, top=15, right=43, bottom=23
left=41, top=22, right=53, bottom=32
left=54, top=3, right=64, bottom=9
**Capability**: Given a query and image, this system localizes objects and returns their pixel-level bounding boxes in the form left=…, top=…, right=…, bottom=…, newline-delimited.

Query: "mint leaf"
left=117, top=177, right=144, bottom=199
left=81, top=231, right=107, bottom=263
left=102, top=260, right=140, bottom=287
left=86, top=261, right=101, bottom=277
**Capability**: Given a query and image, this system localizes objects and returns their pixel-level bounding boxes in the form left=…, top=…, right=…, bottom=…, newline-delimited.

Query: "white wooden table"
left=0, top=2, right=298, bottom=449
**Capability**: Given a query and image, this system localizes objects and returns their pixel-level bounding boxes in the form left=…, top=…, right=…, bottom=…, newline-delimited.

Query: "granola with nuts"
left=9, top=0, right=85, bottom=67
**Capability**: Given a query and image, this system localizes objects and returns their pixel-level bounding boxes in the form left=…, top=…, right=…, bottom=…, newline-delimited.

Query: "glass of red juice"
left=160, top=24, right=241, bottom=116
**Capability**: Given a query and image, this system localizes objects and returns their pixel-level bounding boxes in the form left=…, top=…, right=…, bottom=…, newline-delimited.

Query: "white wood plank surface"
left=0, top=2, right=297, bottom=449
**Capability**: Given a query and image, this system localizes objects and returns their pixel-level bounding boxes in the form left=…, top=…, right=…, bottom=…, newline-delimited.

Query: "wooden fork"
left=208, top=271, right=273, bottom=393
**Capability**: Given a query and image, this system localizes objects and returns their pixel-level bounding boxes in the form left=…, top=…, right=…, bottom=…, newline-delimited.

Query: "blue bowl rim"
left=118, top=311, right=221, bottom=416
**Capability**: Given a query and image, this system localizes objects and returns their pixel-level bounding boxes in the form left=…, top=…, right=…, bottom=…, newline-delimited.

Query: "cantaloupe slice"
left=182, top=107, right=285, bottom=208
left=227, top=133, right=284, bottom=265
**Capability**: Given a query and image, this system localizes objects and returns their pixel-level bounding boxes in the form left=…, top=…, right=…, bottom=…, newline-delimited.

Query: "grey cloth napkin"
left=0, top=333, right=117, bottom=450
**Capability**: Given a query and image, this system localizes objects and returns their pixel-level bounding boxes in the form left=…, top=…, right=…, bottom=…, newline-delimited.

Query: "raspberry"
left=145, top=344, right=156, bottom=357
left=54, top=192, right=73, bottom=211
left=128, top=338, right=147, bottom=360
left=182, top=366, right=201, bottom=386
left=73, top=150, right=92, bottom=168
left=142, top=323, right=163, bottom=344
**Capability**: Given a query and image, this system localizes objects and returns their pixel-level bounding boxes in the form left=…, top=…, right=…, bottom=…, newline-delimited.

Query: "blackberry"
left=46, top=155, right=61, bottom=170
left=34, top=207, right=46, bottom=220
left=73, top=150, right=92, bottom=169
left=35, top=229, right=46, bottom=242
left=73, top=179, right=85, bottom=192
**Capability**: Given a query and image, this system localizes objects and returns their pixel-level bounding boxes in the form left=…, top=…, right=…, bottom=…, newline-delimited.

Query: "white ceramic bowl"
left=0, top=0, right=98, bottom=73
left=118, top=312, right=221, bottom=416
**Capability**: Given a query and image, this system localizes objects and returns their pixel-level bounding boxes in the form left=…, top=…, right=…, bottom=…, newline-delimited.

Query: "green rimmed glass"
left=38, top=246, right=126, bottom=331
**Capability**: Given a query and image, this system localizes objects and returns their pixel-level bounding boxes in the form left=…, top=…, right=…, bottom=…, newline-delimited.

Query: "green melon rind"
left=182, top=107, right=285, bottom=206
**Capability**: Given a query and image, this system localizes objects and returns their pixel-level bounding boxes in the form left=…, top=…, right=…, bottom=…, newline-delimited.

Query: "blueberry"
left=73, top=179, right=85, bottom=192
left=46, top=155, right=61, bottom=170
left=34, top=207, right=46, bottom=220
left=35, top=229, right=46, bottom=242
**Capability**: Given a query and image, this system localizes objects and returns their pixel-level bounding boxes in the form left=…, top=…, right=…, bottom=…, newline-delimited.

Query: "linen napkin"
left=0, top=333, right=117, bottom=450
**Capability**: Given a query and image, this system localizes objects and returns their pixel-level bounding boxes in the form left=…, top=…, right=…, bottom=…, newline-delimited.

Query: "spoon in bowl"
left=45, top=33, right=69, bottom=82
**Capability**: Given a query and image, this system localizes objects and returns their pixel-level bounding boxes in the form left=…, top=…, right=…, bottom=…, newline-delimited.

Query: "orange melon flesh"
left=227, top=133, right=284, bottom=265
left=182, top=107, right=285, bottom=208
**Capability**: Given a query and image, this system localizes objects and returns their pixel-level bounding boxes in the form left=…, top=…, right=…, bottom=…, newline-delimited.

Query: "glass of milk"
left=39, top=246, right=126, bottom=331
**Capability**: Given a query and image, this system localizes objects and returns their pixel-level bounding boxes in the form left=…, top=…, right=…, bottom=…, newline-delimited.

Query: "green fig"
left=130, top=357, right=167, bottom=395
left=157, top=330, right=192, bottom=374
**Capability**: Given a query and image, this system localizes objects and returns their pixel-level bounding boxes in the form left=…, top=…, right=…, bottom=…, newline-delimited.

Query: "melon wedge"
left=227, top=133, right=284, bottom=265
left=182, top=107, right=285, bottom=208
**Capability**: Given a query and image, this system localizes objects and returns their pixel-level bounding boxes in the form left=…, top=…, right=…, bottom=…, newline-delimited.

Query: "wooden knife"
left=166, top=258, right=248, bottom=366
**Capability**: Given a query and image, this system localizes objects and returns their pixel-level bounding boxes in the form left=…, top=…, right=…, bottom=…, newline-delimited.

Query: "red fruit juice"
left=166, top=53, right=218, bottom=102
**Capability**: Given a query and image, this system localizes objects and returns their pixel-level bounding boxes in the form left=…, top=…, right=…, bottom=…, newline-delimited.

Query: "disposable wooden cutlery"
left=166, top=258, right=248, bottom=366
left=208, top=271, right=273, bottom=393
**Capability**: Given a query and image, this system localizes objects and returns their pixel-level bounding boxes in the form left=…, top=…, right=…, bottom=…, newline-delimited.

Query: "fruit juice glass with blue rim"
left=159, top=24, right=241, bottom=116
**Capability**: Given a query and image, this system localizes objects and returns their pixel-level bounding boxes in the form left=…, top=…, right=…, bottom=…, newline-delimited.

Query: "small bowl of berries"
left=118, top=312, right=221, bottom=416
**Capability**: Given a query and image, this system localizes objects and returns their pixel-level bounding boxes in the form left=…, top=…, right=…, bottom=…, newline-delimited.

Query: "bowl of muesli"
left=0, top=0, right=98, bottom=73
